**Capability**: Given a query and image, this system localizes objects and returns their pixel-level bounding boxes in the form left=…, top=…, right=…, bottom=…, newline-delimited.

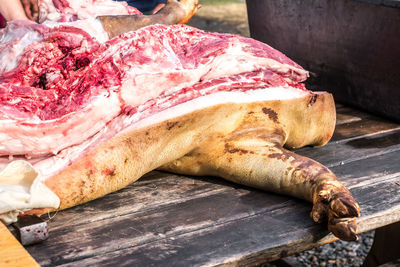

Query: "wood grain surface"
left=0, top=223, right=39, bottom=267
left=23, top=104, right=400, bottom=266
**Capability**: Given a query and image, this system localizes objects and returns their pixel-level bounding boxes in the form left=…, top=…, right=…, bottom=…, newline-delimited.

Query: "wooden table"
left=20, top=104, right=400, bottom=266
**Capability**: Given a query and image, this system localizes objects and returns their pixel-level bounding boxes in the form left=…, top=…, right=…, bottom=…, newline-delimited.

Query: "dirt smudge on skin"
left=123, top=137, right=135, bottom=147
left=268, top=152, right=290, bottom=161
left=291, top=159, right=332, bottom=186
left=166, top=121, right=179, bottom=130
left=224, top=143, right=249, bottom=155
left=84, top=160, right=97, bottom=175
left=267, top=145, right=292, bottom=161
left=308, top=93, right=318, bottom=107
left=102, top=167, right=116, bottom=177
left=262, top=107, right=278, bottom=122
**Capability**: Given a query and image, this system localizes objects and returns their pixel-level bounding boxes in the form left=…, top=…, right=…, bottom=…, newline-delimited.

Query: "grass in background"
left=188, top=0, right=249, bottom=37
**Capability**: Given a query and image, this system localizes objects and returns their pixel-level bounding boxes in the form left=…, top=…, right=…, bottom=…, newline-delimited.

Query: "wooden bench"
left=4, top=103, right=400, bottom=266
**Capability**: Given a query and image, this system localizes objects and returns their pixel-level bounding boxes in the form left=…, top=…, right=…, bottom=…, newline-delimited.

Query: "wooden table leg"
left=362, top=222, right=400, bottom=267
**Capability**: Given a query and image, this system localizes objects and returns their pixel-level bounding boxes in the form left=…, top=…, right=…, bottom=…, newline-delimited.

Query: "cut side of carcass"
left=0, top=21, right=48, bottom=74
left=0, top=22, right=314, bottom=224
left=1, top=86, right=311, bottom=177
left=0, top=24, right=309, bottom=158
left=0, top=1, right=361, bottom=242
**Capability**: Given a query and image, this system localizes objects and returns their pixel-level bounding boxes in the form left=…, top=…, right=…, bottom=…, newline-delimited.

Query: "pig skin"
left=19, top=0, right=359, bottom=242
left=98, top=0, right=201, bottom=39
left=28, top=91, right=360, bottom=241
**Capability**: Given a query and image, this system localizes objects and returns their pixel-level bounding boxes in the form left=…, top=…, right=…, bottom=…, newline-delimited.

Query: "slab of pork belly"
left=0, top=24, right=312, bottom=184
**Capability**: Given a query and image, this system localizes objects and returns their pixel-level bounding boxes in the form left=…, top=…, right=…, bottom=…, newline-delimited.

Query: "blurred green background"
left=187, top=0, right=249, bottom=37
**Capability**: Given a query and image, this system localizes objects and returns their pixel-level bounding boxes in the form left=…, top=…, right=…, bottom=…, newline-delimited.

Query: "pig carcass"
left=0, top=0, right=359, bottom=241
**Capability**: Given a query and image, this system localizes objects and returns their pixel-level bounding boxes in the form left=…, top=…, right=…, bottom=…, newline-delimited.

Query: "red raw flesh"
left=0, top=24, right=309, bottom=158
left=0, top=26, right=113, bottom=120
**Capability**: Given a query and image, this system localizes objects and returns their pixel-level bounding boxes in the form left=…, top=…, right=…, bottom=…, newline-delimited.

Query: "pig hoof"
left=328, top=216, right=358, bottom=241
left=311, top=188, right=360, bottom=241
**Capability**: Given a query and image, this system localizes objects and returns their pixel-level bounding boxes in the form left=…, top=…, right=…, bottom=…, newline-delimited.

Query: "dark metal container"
left=246, top=0, right=400, bottom=122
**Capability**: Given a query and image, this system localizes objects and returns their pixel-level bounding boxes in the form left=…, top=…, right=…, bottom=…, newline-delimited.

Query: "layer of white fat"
left=43, top=18, right=109, bottom=42
left=0, top=90, right=121, bottom=157
left=0, top=160, right=60, bottom=224
left=118, top=40, right=308, bottom=109
left=126, top=86, right=310, bottom=132
left=201, top=41, right=308, bottom=82
left=31, top=86, right=310, bottom=179
left=120, top=69, right=205, bottom=107
left=0, top=87, right=310, bottom=222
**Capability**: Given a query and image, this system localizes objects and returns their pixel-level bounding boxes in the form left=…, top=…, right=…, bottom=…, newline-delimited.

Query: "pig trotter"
left=328, top=216, right=358, bottom=242
left=312, top=183, right=360, bottom=241
left=172, top=0, right=200, bottom=24
left=161, top=132, right=361, bottom=241
left=98, top=0, right=200, bottom=38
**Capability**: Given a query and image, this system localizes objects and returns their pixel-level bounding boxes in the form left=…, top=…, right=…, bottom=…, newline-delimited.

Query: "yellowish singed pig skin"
left=28, top=92, right=360, bottom=241
left=98, top=0, right=200, bottom=39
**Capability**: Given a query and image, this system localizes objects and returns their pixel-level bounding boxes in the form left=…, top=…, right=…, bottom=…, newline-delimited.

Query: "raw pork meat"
left=0, top=22, right=308, bottom=158
left=0, top=0, right=360, bottom=242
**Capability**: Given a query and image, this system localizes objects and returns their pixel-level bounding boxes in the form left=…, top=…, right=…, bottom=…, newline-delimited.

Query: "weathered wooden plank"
left=331, top=149, right=400, bottom=188
left=335, top=106, right=371, bottom=125
left=331, top=151, right=400, bottom=231
left=321, top=150, right=400, bottom=215
left=331, top=117, right=400, bottom=142
left=28, top=187, right=297, bottom=266
left=335, top=105, right=368, bottom=116
left=334, top=102, right=345, bottom=109
left=297, top=130, right=400, bottom=168
left=0, top=222, right=39, bottom=267
left=44, top=171, right=230, bottom=230
left=336, top=112, right=362, bottom=125
left=29, top=150, right=400, bottom=266
left=55, top=178, right=400, bottom=267
left=58, top=205, right=319, bottom=267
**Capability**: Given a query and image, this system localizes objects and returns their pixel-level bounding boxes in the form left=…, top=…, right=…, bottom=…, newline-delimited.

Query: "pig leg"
left=98, top=0, right=199, bottom=38
left=161, top=138, right=360, bottom=241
